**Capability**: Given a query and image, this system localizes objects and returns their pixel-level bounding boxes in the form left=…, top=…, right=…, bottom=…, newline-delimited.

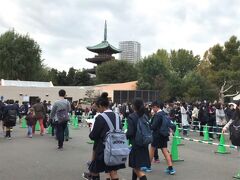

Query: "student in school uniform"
left=83, top=92, right=125, bottom=180
left=127, top=99, right=150, bottom=180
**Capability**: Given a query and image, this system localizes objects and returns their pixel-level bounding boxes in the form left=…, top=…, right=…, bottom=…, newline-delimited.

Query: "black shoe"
left=65, top=138, right=69, bottom=141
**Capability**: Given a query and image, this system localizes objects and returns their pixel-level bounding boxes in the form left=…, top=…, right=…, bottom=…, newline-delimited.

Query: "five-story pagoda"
left=86, top=21, right=121, bottom=74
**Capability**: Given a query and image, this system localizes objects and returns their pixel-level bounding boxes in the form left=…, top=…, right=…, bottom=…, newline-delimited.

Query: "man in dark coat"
left=32, top=98, right=46, bottom=135
left=3, top=99, right=18, bottom=139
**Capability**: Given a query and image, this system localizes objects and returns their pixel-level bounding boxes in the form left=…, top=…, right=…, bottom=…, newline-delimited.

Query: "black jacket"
left=151, top=112, right=164, bottom=136
left=3, top=104, right=19, bottom=127
left=88, top=110, right=125, bottom=173
left=198, top=107, right=209, bottom=123
left=127, top=112, right=151, bottom=168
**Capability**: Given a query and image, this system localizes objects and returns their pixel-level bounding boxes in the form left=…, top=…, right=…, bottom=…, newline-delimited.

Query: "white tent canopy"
left=0, top=79, right=53, bottom=87
left=233, top=94, right=240, bottom=101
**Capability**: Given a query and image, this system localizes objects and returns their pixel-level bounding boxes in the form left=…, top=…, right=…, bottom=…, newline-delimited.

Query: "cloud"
left=0, top=0, right=240, bottom=71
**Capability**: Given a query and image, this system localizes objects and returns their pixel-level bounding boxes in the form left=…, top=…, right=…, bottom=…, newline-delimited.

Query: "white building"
left=0, top=79, right=137, bottom=104
left=119, top=41, right=141, bottom=63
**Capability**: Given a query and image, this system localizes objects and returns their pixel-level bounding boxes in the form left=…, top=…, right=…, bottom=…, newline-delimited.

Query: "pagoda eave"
left=87, top=41, right=121, bottom=54
left=86, top=56, right=115, bottom=65
left=87, top=47, right=121, bottom=54
left=86, top=68, right=96, bottom=74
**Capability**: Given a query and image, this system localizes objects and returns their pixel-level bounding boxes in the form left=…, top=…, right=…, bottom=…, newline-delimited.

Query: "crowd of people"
left=83, top=97, right=240, bottom=180
left=111, top=100, right=236, bottom=140
left=1, top=90, right=240, bottom=180
left=0, top=98, right=52, bottom=139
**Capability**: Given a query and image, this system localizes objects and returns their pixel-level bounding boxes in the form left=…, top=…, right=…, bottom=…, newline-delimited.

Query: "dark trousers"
left=192, top=118, right=199, bottom=130
left=5, top=129, right=11, bottom=137
left=51, top=125, right=55, bottom=136
left=200, top=122, right=207, bottom=136
left=154, top=148, right=159, bottom=160
left=64, top=124, right=69, bottom=140
left=56, top=122, right=67, bottom=148
left=182, top=125, right=189, bottom=136
left=207, top=121, right=214, bottom=138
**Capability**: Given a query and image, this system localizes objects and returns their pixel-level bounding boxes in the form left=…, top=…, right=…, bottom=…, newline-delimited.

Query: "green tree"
left=183, top=72, right=218, bottom=102
left=56, top=70, right=68, bottom=86
left=136, top=55, right=171, bottom=100
left=96, top=60, right=137, bottom=84
left=66, top=67, right=76, bottom=85
left=166, top=71, right=184, bottom=100
left=137, top=55, right=169, bottom=90
left=47, top=68, right=59, bottom=85
left=75, top=69, right=93, bottom=86
left=204, top=35, right=240, bottom=102
left=0, top=30, right=44, bottom=80
left=152, top=49, right=171, bottom=69
left=170, top=49, right=200, bottom=78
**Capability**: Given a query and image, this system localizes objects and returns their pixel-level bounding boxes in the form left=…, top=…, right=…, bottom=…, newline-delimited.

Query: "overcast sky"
left=0, top=0, right=240, bottom=71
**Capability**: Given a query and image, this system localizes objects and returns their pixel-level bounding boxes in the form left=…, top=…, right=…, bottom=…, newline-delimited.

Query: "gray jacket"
left=50, top=99, right=71, bottom=121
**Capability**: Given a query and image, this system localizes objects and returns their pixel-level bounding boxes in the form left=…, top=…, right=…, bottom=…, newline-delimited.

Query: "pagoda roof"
left=87, top=40, right=121, bottom=54
left=86, top=21, right=121, bottom=54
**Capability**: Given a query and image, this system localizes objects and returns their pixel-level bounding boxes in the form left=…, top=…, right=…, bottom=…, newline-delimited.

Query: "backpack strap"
left=115, top=113, right=120, bottom=131
left=101, top=112, right=120, bottom=131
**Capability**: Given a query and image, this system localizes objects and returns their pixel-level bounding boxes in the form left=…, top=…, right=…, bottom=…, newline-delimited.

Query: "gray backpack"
left=101, top=112, right=130, bottom=166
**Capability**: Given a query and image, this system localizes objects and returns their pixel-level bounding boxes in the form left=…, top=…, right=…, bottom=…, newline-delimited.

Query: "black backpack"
left=7, top=109, right=17, bottom=122
left=229, top=120, right=240, bottom=146
left=159, top=111, right=176, bottom=137
left=135, top=114, right=153, bottom=147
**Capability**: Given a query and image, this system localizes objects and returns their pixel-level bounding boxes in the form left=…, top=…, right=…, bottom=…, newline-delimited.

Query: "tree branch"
left=223, top=85, right=233, bottom=93
left=222, top=80, right=226, bottom=88
left=224, top=91, right=239, bottom=97
left=220, top=80, right=226, bottom=92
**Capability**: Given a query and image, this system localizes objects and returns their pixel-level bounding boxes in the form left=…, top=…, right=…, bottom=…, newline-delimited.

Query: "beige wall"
left=0, top=86, right=95, bottom=104
left=95, top=81, right=137, bottom=101
left=0, top=81, right=137, bottom=104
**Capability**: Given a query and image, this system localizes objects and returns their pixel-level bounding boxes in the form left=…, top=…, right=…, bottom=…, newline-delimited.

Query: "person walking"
left=32, top=98, right=46, bottom=135
left=222, top=101, right=240, bottom=151
left=148, top=100, right=176, bottom=175
left=83, top=92, right=125, bottom=180
left=25, top=108, right=36, bottom=138
left=126, top=99, right=150, bottom=180
left=3, top=99, right=18, bottom=139
left=50, top=89, right=71, bottom=149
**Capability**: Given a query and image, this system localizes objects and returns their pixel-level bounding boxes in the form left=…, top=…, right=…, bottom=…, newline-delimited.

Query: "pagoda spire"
left=104, top=20, right=107, bottom=41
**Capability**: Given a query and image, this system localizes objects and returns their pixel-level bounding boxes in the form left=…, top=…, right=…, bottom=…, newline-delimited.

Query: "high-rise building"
left=119, top=41, right=141, bottom=63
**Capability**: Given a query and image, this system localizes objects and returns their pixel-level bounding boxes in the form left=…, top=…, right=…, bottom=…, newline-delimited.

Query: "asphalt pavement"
left=0, top=123, right=239, bottom=180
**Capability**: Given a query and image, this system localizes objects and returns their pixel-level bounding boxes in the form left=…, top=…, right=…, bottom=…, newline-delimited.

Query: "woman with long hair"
left=126, top=99, right=150, bottom=180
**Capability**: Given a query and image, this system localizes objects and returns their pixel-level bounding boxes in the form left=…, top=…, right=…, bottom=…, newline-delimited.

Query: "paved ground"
left=0, top=123, right=239, bottom=180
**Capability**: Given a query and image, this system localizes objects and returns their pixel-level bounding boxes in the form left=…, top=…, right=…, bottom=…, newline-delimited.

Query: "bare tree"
left=85, top=90, right=95, bottom=100
left=219, top=80, right=239, bottom=103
